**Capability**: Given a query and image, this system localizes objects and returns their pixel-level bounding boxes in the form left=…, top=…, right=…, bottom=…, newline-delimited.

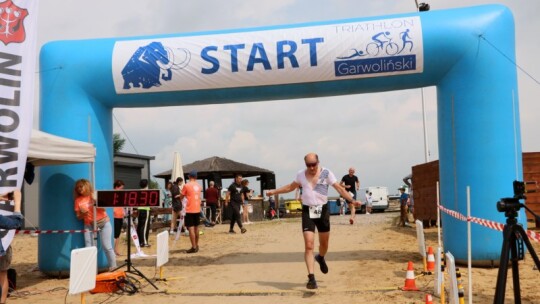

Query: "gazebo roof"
left=154, top=156, right=273, bottom=180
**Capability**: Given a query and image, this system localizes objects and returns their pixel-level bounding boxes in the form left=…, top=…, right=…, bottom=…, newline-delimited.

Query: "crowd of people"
left=71, top=168, right=258, bottom=260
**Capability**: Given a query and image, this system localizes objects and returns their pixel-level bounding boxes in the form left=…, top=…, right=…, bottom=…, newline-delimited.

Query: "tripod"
left=494, top=202, right=540, bottom=304
left=114, top=209, right=158, bottom=290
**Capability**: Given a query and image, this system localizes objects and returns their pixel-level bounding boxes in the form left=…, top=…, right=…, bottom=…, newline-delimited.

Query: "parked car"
left=284, top=199, right=302, bottom=213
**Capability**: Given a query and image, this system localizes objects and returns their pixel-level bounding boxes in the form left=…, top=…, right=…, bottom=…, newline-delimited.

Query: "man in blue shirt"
left=398, top=187, right=410, bottom=227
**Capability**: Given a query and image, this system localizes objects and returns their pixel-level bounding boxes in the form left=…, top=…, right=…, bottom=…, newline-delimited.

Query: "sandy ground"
left=7, top=211, right=540, bottom=304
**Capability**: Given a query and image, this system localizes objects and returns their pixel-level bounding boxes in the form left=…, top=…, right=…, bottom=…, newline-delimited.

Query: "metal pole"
left=414, top=1, right=430, bottom=163
left=421, top=88, right=430, bottom=162
left=466, top=186, right=473, bottom=304
left=88, top=116, right=98, bottom=247
left=436, top=181, right=441, bottom=247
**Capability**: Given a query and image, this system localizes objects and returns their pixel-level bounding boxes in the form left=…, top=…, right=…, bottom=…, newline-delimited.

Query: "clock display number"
left=97, top=190, right=160, bottom=207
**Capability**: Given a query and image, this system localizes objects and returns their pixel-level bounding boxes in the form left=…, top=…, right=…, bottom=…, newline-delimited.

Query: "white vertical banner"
left=0, top=0, right=39, bottom=192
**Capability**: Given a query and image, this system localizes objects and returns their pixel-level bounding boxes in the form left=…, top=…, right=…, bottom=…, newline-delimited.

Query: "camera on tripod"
left=494, top=180, right=540, bottom=303
left=496, top=180, right=536, bottom=213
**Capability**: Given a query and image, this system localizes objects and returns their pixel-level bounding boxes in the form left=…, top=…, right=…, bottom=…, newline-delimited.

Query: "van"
left=359, top=186, right=389, bottom=213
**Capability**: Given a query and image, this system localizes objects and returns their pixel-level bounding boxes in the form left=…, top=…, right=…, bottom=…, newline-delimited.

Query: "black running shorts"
left=184, top=212, right=201, bottom=227
left=301, top=204, right=330, bottom=233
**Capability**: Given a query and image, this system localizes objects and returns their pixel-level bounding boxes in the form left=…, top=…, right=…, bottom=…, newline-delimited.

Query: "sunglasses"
left=305, top=162, right=318, bottom=168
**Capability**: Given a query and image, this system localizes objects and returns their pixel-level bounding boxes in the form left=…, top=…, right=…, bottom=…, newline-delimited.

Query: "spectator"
left=0, top=190, right=24, bottom=234
left=136, top=179, right=151, bottom=247
left=112, top=180, right=125, bottom=256
left=0, top=190, right=24, bottom=304
left=169, top=177, right=184, bottom=235
left=204, top=181, right=219, bottom=225
left=225, top=174, right=247, bottom=234
left=162, top=181, right=173, bottom=223
left=398, top=187, right=411, bottom=227
left=181, top=170, right=202, bottom=253
left=73, top=179, right=116, bottom=270
left=403, top=174, right=414, bottom=214
left=365, top=191, right=373, bottom=214
left=241, top=179, right=253, bottom=224
left=338, top=197, right=347, bottom=216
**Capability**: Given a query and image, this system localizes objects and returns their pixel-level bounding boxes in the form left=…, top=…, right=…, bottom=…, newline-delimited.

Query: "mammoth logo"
left=121, top=41, right=191, bottom=90
left=0, top=0, right=29, bottom=45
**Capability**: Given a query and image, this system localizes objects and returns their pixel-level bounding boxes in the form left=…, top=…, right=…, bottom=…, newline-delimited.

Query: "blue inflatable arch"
left=39, top=4, right=522, bottom=272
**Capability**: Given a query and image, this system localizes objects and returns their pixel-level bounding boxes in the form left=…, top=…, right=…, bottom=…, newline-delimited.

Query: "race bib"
left=309, top=205, right=323, bottom=219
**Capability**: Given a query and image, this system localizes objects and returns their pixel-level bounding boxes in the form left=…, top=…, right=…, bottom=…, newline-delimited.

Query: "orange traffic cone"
left=425, top=293, right=434, bottom=304
left=402, top=261, right=419, bottom=291
left=427, top=246, right=435, bottom=272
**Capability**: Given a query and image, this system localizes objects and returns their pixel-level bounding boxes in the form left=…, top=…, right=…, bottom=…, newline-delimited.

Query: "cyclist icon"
left=366, top=31, right=399, bottom=56
left=372, top=31, right=391, bottom=48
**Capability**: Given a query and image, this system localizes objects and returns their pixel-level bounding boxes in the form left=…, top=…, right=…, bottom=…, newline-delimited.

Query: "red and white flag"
left=0, top=0, right=39, bottom=253
left=0, top=0, right=39, bottom=193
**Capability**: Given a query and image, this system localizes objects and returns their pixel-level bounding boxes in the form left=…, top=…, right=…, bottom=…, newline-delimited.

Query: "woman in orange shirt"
left=74, top=179, right=117, bottom=270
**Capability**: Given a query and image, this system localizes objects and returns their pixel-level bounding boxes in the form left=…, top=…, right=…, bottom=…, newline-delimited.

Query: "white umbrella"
left=171, top=152, right=184, bottom=182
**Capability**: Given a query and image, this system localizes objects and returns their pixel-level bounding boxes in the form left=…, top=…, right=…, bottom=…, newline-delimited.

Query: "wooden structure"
left=523, top=152, right=540, bottom=227
left=412, top=152, right=540, bottom=227
left=411, top=160, right=439, bottom=227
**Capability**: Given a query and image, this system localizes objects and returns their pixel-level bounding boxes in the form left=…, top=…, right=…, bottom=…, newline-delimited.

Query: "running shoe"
left=306, top=274, right=318, bottom=289
left=186, top=247, right=198, bottom=254
left=241, top=227, right=247, bottom=234
left=229, top=230, right=236, bottom=234
left=315, top=254, right=328, bottom=274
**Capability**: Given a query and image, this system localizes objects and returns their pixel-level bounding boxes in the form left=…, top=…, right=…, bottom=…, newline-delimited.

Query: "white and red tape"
left=438, top=205, right=540, bottom=243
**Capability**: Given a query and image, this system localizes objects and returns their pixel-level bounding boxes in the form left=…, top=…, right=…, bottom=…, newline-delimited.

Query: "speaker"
left=209, top=172, right=222, bottom=188
left=261, top=173, right=276, bottom=190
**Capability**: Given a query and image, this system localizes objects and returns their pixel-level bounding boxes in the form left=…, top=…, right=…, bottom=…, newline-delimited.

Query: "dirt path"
left=9, top=211, right=540, bottom=303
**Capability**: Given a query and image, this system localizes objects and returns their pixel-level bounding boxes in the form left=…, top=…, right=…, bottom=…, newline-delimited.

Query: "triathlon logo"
left=0, top=0, right=29, bottom=45
left=121, top=41, right=191, bottom=90
left=334, top=29, right=417, bottom=77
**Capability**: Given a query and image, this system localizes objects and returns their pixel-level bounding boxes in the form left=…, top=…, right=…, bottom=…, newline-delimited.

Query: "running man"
left=266, top=153, right=361, bottom=289
left=399, top=29, right=413, bottom=53
left=340, top=167, right=360, bottom=224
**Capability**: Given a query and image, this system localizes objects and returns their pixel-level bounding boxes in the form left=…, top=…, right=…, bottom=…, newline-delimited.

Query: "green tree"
left=149, top=179, right=159, bottom=189
left=113, top=133, right=125, bottom=153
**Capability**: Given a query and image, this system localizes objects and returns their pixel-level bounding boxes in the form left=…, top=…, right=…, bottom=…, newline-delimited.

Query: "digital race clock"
left=97, top=189, right=161, bottom=207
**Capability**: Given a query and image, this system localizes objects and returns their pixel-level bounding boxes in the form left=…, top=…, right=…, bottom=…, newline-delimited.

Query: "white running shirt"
left=295, top=167, right=337, bottom=207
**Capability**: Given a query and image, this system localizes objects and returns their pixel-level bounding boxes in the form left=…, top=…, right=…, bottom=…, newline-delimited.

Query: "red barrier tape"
left=438, top=205, right=539, bottom=243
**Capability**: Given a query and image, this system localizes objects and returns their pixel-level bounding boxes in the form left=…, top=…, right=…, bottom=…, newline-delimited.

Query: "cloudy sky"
left=34, top=0, right=540, bottom=197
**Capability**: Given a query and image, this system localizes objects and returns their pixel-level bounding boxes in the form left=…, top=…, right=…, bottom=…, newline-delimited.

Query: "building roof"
left=154, top=156, right=273, bottom=180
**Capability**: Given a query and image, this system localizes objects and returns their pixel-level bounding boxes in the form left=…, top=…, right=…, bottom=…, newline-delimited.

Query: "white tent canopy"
left=27, top=130, right=96, bottom=166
